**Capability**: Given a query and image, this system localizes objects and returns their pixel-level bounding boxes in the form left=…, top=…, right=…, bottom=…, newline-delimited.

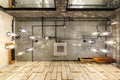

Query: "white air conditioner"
left=54, top=43, right=67, bottom=56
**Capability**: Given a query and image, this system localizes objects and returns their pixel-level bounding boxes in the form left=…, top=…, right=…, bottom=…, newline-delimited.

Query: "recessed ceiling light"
left=6, top=32, right=17, bottom=37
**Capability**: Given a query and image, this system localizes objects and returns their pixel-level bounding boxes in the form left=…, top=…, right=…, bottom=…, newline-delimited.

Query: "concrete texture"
left=108, top=8, right=120, bottom=64
left=15, top=20, right=107, bottom=61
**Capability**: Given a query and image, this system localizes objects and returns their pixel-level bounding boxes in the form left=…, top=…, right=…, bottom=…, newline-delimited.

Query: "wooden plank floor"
left=0, top=61, right=120, bottom=80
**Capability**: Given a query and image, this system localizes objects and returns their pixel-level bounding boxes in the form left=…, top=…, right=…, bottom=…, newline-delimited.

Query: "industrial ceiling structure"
left=0, top=0, right=119, bottom=19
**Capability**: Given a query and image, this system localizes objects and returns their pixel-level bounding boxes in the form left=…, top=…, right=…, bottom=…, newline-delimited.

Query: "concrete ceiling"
left=3, top=0, right=114, bottom=19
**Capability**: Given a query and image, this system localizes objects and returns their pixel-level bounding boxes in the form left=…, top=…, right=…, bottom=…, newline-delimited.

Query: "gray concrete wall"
left=108, top=8, right=120, bottom=65
left=15, top=20, right=107, bottom=61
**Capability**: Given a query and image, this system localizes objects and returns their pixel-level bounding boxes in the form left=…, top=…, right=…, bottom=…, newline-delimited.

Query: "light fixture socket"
left=6, top=32, right=17, bottom=37
left=5, top=43, right=15, bottom=49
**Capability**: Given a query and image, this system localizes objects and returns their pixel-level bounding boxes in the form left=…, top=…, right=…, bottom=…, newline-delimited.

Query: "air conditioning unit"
left=54, top=43, right=67, bottom=56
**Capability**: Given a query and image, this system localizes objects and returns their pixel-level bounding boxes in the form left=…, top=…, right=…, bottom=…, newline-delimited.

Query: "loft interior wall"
left=0, top=10, right=13, bottom=67
left=15, top=20, right=108, bottom=61
left=108, top=8, right=120, bottom=65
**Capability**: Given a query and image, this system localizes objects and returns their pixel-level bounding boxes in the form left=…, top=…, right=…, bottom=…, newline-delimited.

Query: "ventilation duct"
left=54, top=43, right=67, bottom=56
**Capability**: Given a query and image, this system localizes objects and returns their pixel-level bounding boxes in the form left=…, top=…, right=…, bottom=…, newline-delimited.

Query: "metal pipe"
left=56, top=37, right=98, bottom=40
left=12, top=17, right=15, bottom=41
left=31, top=26, right=34, bottom=62
left=32, top=25, right=65, bottom=27
left=16, top=17, right=109, bottom=21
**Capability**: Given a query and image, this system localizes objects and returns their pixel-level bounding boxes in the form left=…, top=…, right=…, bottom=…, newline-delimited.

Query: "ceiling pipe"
left=16, top=17, right=109, bottom=21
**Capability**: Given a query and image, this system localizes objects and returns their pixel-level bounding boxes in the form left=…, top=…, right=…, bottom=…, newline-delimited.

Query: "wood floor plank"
left=28, top=73, right=37, bottom=80
left=74, top=73, right=85, bottom=80
left=62, top=67, right=67, bottom=80
left=5, top=73, right=17, bottom=80
left=0, top=61, right=120, bottom=80
left=48, top=66, right=54, bottom=73
left=57, top=73, right=62, bottom=80
left=54, top=62, right=58, bottom=67
left=21, top=71, right=33, bottom=80
left=103, top=72, right=116, bottom=80
left=10, top=73, right=25, bottom=80
left=58, top=62, right=62, bottom=67
left=65, top=61, right=69, bottom=67
left=112, top=72, right=120, bottom=79
left=0, top=73, right=12, bottom=80
left=96, top=72, right=108, bottom=80
left=33, top=73, right=42, bottom=80
left=37, top=66, right=45, bottom=73
left=46, top=61, right=51, bottom=67
left=58, top=66, right=62, bottom=72
left=88, top=73, right=103, bottom=80
left=51, top=67, right=57, bottom=80
left=40, top=67, right=49, bottom=80
left=0, top=73, right=5, bottom=78
left=62, top=61, right=65, bottom=67
left=81, top=72, right=91, bottom=80
left=94, top=66, right=104, bottom=72
left=45, top=73, right=52, bottom=80
left=85, top=66, right=96, bottom=73
left=66, top=67, right=74, bottom=80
